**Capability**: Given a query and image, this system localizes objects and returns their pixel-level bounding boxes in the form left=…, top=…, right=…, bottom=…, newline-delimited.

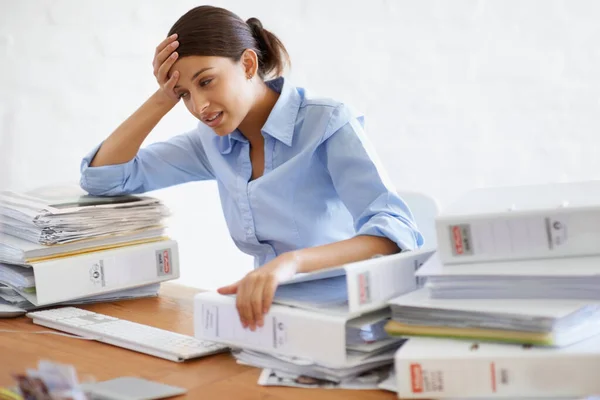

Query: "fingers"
left=235, top=273, right=268, bottom=331
left=155, top=47, right=179, bottom=83
left=250, top=278, right=267, bottom=329
left=236, top=278, right=253, bottom=329
left=154, top=40, right=179, bottom=73
left=154, top=33, right=177, bottom=58
left=226, top=269, right=281, bottom=331
left=262, top=276, right=278, bottom=316
left=217, top=281, right=240, bottom=295
left=163, top=70, right=179, bottom=94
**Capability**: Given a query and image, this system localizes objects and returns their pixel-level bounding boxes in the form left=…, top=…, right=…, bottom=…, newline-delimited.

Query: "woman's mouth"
left=203, top=111, right=223, bottom=128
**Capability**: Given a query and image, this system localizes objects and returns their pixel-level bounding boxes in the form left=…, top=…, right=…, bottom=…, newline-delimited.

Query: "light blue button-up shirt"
left=80, top=77, right=423, bottom=267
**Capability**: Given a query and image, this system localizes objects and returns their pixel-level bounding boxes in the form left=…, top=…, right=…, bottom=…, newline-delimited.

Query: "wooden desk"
left=0, top=284, right=396, bottom=399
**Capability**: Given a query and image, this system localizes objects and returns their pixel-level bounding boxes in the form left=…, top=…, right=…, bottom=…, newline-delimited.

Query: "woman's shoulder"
left=296, top=86, right=364, bottom=139
left=296, top=86, right=342, bottom=111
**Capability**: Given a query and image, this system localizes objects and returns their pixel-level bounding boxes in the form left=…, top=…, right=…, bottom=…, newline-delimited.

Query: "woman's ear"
left=241, top=49, right=259, bottom=80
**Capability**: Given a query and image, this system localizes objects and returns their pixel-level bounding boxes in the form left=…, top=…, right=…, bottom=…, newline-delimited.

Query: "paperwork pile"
left=422, top=181, right=600, bottom=301
left=385, top=287, right=600, bottom=347
left=384, top=181, right=600, bottom=398
left=195, top=249, right=435, bottom=390
left=0, top=187, right=168, bottom=246
left=0, top=282, right=161, bottom=312
left=419, top=253, right=600, bottom=301
left=0, top=185, right=179, bottom=312
left=256, top=365, right=392, bottom=390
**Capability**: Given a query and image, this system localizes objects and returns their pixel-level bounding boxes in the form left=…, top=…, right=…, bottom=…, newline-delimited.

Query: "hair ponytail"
left=246, top=17, right=290, bottom=79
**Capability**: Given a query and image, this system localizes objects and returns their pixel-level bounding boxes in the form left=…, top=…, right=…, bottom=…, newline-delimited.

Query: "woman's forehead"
left=171, top=56, right=236, bottom=83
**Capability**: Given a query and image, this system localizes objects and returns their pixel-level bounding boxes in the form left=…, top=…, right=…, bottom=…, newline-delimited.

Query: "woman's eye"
left=178, top=92, right=189, bottom=99
left=199, top=79, right=213, bottom=87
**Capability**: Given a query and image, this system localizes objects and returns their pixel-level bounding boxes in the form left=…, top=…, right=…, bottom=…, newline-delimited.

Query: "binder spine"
left=194, top=293, right=348, bottom=367
left=436, top=208, right=600, bottom=264
left=32, top=240, right=179, bottom=305
left=396, top=353, right=600, bottom=398
left=346, top=250, right=434, bottom=315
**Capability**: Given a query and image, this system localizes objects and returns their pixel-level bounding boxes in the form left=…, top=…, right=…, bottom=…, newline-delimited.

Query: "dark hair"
left=168, top=6, right=290, bottom=79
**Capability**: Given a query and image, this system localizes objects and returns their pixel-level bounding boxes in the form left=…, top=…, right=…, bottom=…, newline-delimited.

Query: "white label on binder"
left=450, top=217, right=549, bottom=257
left=88, top=260, right=106, bottom=287
left=202, top=305, right=219, bottom=337
left=546, top=216, right=569, bottom=248
left=272, top=316, right=288, bottom=348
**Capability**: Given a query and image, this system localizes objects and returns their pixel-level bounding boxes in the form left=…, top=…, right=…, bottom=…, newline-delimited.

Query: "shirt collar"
left=216, top=77, right=301, bottom=154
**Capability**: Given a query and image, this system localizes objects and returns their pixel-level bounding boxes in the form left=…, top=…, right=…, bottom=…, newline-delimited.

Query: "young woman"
left=80, top=5, right=423, bottom=331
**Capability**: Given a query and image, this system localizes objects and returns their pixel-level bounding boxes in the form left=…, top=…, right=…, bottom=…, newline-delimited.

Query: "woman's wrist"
left=275, top=251, right=304, bottom=280
left=150, top=89, right=179, bottom=111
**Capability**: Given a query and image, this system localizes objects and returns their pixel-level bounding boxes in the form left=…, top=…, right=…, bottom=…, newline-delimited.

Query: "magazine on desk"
left=258, top=365, right=391, bottom=390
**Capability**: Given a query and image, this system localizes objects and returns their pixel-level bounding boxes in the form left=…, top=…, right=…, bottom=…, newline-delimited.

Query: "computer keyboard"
left=26, top=307, right=229, bottom=362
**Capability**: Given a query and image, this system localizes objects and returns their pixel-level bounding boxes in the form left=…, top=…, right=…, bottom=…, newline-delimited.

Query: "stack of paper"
left=0, top=262, right=34, bottom=289
left=0, top=228, right=166, bottom=266
left=387, top=182, right=600, bottom=398
left=0, top=184, right=179, bottom=310
left=234, top=347, right=398, bottom=383
left=0, top=282, right=161, bottom=312
left=418, top=253, right=600, bottom=300
left=0, top=186, right=169, bottom=245
left=195, top=250, right=435, bottom=390
left=257, top=366, right=392, bottom=390
left=384, top=288, right=600, bottom=346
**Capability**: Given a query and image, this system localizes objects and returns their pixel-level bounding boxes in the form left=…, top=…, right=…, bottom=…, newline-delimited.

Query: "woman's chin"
left=213, top=125, right=234, bottom=136
left=213, top=119, right=239, bottom=136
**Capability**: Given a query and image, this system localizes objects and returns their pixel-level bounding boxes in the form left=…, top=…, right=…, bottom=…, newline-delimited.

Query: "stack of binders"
left=0, top=185, right=180, bottom=312
left=382, top=180, right=600, bottom=398
left=194, top=249, right=435, bottom=389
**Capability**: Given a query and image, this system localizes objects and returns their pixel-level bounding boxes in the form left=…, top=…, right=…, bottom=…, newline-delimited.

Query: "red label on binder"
left=358, top=272, right=371, bottom=305
left=452, top=225, right=464, bottom=254
left=163, top=250, right=171, bottom=274
left=410, top=363, right=423, bottom=393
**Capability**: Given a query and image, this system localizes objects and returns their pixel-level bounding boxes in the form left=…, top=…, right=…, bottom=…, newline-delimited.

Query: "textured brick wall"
left=2, top=0, right=599, bottom=287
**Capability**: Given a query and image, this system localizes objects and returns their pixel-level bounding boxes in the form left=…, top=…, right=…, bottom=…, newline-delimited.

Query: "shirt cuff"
left=356, top=213, right=422, bottom=252
left=79, top=143, right=132, bottom=195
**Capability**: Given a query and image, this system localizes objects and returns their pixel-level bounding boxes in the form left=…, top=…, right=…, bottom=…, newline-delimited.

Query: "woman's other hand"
left=217, top=252, right=301, bottom=331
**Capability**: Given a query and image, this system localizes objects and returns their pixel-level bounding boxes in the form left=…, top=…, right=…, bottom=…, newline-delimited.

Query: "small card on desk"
left=82, top=377, right=186, bottom=400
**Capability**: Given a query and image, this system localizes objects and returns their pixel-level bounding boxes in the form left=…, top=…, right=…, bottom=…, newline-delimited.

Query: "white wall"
left=2, top=0, right=600, bottom=288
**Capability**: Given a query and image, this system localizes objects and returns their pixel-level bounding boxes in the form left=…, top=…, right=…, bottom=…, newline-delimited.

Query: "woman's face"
left=170, top=55, right=253, bottom=136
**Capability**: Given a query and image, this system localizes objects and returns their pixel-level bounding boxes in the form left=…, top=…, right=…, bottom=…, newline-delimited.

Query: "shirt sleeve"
left=320, top=105, right=424, bottom=251
left=80, top=129, right=215, bottom=196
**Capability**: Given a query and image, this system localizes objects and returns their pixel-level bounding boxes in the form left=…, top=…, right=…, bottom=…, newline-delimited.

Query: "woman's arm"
left=319, top=106, right=423, bottom=251
left=90, top=90, right=177, bottom=167
left=92, top=34, right=182, bottom=167
left=293, top=234, right=399, bottom=274
left=217, top=235, right=398, bottom=331
left=80, top=127, right=216, bottom=196
left=80, top=34, right=215, bottom=196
